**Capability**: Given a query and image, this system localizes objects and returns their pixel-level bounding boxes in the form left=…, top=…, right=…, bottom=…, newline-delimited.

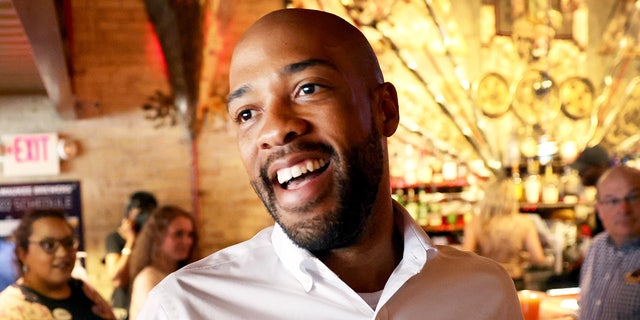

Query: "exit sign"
left=1, top=133, right=60, bottom=176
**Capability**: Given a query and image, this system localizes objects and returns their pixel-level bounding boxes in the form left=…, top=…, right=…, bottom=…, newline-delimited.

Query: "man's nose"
left=257, top=102, right=309, bottom=149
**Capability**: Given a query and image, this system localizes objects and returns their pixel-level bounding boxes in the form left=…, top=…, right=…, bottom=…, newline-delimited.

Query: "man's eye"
left=608, top=199, right=621, bottom=205
left=299, top=83, right=323, bottom=96
left=237, top=109, right=255, bottom=123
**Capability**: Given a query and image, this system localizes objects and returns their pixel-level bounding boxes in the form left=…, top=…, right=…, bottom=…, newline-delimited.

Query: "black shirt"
left=105, top=231, right=130, bottom=311
left=17, top=278, right=111, bottom=319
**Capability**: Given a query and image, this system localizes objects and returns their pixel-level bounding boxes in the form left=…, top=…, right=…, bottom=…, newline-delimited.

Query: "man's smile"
left=276, top=158, right=329, bottom=189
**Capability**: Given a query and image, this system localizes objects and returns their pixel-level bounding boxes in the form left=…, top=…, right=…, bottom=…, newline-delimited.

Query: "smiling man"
left=137, top=8, right=521, bottom=319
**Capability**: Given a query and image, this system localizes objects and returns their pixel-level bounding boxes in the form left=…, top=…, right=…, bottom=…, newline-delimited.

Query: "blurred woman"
left=104, top=190, right=157, bottom=317
left=128, top=205, right=197, bottom=320
left=462, top=177, right=548, bottom=290
left=0, top=209, right=115, bottom=319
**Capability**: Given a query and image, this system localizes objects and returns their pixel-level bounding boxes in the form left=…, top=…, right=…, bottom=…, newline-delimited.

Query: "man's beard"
left=250, top=126, right=384, bottom=252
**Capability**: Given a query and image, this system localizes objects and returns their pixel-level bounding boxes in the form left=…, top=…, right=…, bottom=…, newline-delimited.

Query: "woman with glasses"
left=128, top=205, right=197, bottom=320
left=0, top=209, right=116, bottom=320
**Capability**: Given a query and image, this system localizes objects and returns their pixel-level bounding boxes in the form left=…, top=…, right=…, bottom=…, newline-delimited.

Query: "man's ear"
left=375, top=82, right=400, bottom=137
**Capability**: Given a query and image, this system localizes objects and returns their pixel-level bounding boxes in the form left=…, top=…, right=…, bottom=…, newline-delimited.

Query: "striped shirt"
left=579, top=233, right=640, bottom=319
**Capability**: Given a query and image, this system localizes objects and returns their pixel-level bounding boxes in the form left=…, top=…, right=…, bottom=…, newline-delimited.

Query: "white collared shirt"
left=137, top=202, right=522, bottom=319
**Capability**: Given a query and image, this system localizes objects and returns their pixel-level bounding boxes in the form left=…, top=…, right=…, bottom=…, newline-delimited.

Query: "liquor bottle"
left=512, top=165, right=524, bottom=202
left=428, top=202, right=442, bottom=229
left=405, top=188, right=419, bottom=221
left=524, top=159, right=541, bottom=203
left=417, top=187, right=429, bottom=226
left=561, top=166, right=581, bottom=204
left=392, top=187, right=407, bottom=206
left=541, top=164, right=560, bottom=204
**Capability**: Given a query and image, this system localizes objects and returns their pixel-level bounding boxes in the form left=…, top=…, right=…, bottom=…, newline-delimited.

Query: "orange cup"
left=518, top=290, right=543, bottom=320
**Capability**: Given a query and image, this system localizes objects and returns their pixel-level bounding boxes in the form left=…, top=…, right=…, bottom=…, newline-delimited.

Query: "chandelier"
left=287, top=0, right=640, bottom=180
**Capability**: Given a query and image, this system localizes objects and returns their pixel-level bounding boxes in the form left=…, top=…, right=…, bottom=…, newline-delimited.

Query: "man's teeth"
left=277, top=159, right=327, bottom=185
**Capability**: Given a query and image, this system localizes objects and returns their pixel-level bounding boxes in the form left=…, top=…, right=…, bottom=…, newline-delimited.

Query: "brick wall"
left=0, top=0, right=281, bottom=298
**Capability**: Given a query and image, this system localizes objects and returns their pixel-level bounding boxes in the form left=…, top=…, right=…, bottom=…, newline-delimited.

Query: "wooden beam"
left=144, top=0, right=203, bottom=139
left=11, top=0, right=75, bottom=119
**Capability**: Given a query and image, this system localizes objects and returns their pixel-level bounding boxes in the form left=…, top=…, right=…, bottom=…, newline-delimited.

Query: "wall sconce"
left=57, top=139, right=80, bottom=160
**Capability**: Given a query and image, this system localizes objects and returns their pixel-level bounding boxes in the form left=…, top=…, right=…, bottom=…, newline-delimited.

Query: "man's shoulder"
left=433, top=244, right=494, bottom=262
left=176, top=226, right=276, bottom=276
left=429, top=245, right=512, bottom=278
left=590, top=232, right=606, bottom=244
left=400, top=245, right=520, bottom=317
left=144, top=226, right=280, bottom=312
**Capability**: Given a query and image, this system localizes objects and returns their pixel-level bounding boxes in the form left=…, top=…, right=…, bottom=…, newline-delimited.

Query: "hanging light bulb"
left=521, top=136, right=539, bottom=158
left=560, top=140, right=578, bottom=164
left=538, top=135, right=558, bottom=166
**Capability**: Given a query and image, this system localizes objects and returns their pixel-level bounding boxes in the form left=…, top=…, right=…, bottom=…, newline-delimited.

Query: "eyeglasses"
left=28, top=236, right=79, bottom=254
left=598, top=193, right=640, bottom=208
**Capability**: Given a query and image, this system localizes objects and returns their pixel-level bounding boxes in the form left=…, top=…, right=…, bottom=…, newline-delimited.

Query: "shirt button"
left=596, top=299, right=601, bottom=306
left=604, top=273, right=611, bottom=280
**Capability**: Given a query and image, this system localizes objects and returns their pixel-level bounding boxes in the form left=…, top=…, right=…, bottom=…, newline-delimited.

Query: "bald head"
left=229, top=9, right=383, bottom=92
left=595, top=165, right=640, bottom=246
left=597, top=165, right=640, bottom=190
left=225, top=8, right=403, bottom=255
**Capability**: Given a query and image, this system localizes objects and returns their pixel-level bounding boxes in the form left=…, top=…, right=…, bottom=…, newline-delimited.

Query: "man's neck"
left=318, top=204, right=403, bottom=292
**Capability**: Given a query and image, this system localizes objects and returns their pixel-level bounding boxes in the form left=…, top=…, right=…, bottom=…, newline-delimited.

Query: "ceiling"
left=1, top=0, right=639, bottom=174
left=0, top=0, right=74, bottom=118
left=0, top=0, right=42, bottom=93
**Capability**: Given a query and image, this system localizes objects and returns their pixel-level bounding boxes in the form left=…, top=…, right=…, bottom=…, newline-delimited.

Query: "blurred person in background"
left=128, top=205, right=197, bottom=320
left=543, top=145, right=613, bottom=290
left=463, top=177, right=549, bottom=290
left=579, top=165, right=640, bottom=319
left=104, top=191, right=157, bottom=317
left=0, top=209, right=115, bottom=319
left=0, top=235, right=18, bottom=291
left=570, top=145, right=611, bottom=236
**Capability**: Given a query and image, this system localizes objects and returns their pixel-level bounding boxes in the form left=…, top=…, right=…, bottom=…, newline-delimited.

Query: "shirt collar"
left=393, top=200, right=438, bottom=270
left=271, top=223, right=317, bottom=292
left=605, top=233, right=640, bottom=251
left=271, top=200, right=438, bottom=292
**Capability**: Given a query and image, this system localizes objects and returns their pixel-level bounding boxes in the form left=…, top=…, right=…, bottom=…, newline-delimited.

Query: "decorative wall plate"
left=559, top=76, right=595, bottom=120
left=512, top=69, right=561, bottom=125
left=474, top=72, right=511, bottom=118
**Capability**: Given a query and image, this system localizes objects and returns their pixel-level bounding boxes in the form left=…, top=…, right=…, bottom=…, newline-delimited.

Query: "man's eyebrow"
left=282, top=58, right=337, bottom=74
left=227, top=85, right=250, bottom=109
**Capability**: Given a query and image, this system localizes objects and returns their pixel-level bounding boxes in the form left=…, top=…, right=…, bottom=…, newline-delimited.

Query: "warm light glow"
left=57, top=139, right=79, bottom=160
left=537, top=136, right=558, bottom=165
left=442, top=160, right=457, bottom=180
left=521, top=137, right=539, bottom=158
left=560, top=141, right=579, bottom=163
left=145, top=22, right=168, bottom=76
